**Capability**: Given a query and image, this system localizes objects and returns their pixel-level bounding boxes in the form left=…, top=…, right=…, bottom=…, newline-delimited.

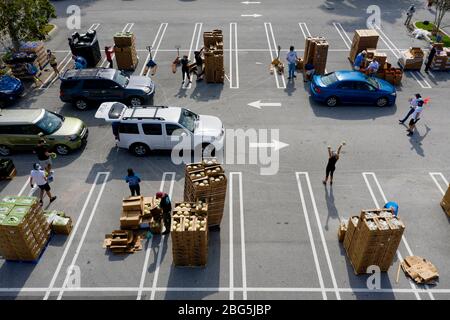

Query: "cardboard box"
left=113, top=32, right=136, bottom=47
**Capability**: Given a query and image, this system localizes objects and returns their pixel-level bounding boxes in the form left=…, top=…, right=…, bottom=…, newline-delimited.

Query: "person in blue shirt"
left=384, top=201, right=399, bottom=217
left=353, top=50, right=367, bottom=71
left=73, top=55, right=87, bottom=69
left=286, top=45, right=298, bottom=80
left=125, top=168, right=141, bottom=196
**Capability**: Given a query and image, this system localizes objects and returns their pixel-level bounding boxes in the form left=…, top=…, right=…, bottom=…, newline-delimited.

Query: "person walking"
left=34, top=139, right=54, bottom=176
left=424, top=45, right=437, bottom=72
left=125, top=168, right=141, bottom=196
left=30, top=163, right=57, bottom=206
left=286, top=46, right=298, bottom=80
left=180, top=55, right=191, bottom=85
left=399, top=93, right=423, bottom=124
left=407, top=100, right=424, bottom=136
left=353, top=50, right=367, bottom=71
left=47, top=50, right=59, bottom=75
left=156, top=191, right=172, bottom=235
left=105, top=46, right=114, bottom=68
left=323, top=143, right=345, bottom=185
left=194, top=48, right=205, bottom=81
left=405, top=5, right=415, bottom=26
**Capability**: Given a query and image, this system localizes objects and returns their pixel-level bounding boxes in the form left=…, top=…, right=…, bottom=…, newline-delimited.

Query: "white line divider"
left=140, top=23, right=168, bottom=77
left=88, top=23, right=100, bottom=32
left=332, top=23, right=351, bottom=49
left=229, top=23, right=239, bottom=89
left=295, top=173, right=327, bottom=299
left=264, top=22, right=286, bottom=89
left=229, top=172, right=234, bottom=300
left=18, top=178, right=31, bottom=196
left=183, top=23, right=203, bottom=89
left=135, top=172, right=175, bottom=300
left=296, top=172, right=340, bottom=300
left=149, top=172, right=175, bottom=300
left=230, top=172, right=248, bottom=300
left=39, top=52, right=71, bottom=89
left=362, top=172, right=436, bottom=300
left=298, top=22, right=312, bottom=38
left=43, top=172, right=110, bottom=300
left=429, top=172, right=449, bottom=195
left=44, top=53, right=75, bottom=90
left=372, top=25, right=431, bottom=89
left=100, top=23, right=134, bottom=67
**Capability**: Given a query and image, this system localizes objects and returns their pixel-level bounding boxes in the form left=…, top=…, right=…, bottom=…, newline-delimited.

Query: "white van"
left=95, top=102, right=224, bottom=156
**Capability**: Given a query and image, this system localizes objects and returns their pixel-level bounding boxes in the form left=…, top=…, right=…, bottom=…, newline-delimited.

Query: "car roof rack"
left=121, top=105, right=168, bottom=121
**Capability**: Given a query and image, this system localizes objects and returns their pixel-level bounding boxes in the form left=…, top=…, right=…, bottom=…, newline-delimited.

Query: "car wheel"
left=55, top=144, right=71, bottom=155
left=202, top=143, right=216, bottom=157
left=73, top=98, right=89, bottom=111
left=0, top=145, right=11, bottom=156
left=376, top=97, right=389, bottom=107
left=325, top=96, right=338, bottom=107
left=129, top=97, right=144, bottom=107
left=130, top=143, right=150, bottom=157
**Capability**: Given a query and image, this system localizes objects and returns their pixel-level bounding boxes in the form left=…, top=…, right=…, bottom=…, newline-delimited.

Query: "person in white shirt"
left=399, top=93, right=422, bottom=124
left=30, top=163, right=57, bottom=206
left=407, top=100, right=424, bottom=136
left=367, top=60, right=380, bottom=75
left=286, top=46, right=298, bottom=80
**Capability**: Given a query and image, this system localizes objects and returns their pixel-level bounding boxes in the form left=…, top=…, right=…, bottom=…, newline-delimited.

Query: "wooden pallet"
left=0, top=168, right=16, bottom=180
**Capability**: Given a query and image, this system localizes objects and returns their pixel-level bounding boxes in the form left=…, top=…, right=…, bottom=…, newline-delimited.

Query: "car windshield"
left=366, top=76, right=380, bottom=89
left=35, top=110, right=63, bottom=135
left=114, top=72, right=129, bottom=87
left=321, top=73, right=338, bottom=86
left=178, top=108, right=198, bottom=133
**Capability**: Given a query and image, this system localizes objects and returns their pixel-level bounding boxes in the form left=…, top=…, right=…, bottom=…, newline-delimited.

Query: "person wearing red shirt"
left=105, top=46, right=114, bottom=68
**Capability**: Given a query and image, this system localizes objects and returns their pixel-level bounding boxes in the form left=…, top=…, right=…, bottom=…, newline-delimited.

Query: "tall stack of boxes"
left=113, top=32, right=138, bottom=70
left=348, top=29, right=379, bottom=63
left=20, top=41, right=48, bottom=70
left=429, top=43, right=450, bottom=71
left=0, top=196, right=51, bottom=261
left=441, top=184, right=450, bottom=216
left=304, top=37, right=329, bottom=75
left=184, top=158, right=227, bottom=227
left=171, top=202, right=208, bottom=266
left=343, top=208, right=405, bottom=274
left=203, top=30, right=224, bottom=83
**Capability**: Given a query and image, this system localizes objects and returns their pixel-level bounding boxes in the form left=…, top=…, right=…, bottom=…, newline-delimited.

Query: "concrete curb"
left=45, top=24, right=58, bottom=42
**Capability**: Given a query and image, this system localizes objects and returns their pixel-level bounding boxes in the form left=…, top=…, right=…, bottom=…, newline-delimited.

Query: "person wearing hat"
left=30, top=163, right=57, bottom=206
left=156, top=191, right=172, bottom=235
left=353, top=50, right=367, bottom=71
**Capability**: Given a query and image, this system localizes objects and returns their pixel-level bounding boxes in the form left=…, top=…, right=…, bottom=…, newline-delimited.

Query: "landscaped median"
left=415, top=21, right=450, bottom=47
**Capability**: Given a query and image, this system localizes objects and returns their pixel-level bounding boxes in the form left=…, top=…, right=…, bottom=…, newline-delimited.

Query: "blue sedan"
left=0, top=75, right=24, bottom=107
left=310, top=71, right=396, bottom=107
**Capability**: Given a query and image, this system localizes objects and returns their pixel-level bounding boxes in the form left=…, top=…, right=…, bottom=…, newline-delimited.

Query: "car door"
left=335, top=81, right=356, bottom=104
left=20, top=124, right=42, bottom=150
left=354, top=81, right=377, bottom=104
left=101, top=80, right=125, bottom=101
left=0, top=125, right=29, bottom=151
left=118, top=123, right=140, bottom=149
left=164, top=123, right=192, bottom=150
left=81, top=80, right=101, bottom=101
left=141, top=123, right=165, bottom=150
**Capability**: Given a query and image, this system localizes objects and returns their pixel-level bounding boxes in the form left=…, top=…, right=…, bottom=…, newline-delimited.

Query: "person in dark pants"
left=105, top=46, right=114, bottom=68
left=399, top=93, right=422, bottom=124
left=194, top=48, right=204, bottom=81
left=323, top=143, right=344, bottom=185
left=34, top=139, right=54, bottom=175
left=30, top=163, right=57, bottom=206
left=112, top=121, right=120, bottom=146
left=180, top=55, right=191, bottom=85
left=425, top=46, right=437, bottom=72
left=125, top=168, right=141, bottom=196
left=156, top=191, right=172, bottom=235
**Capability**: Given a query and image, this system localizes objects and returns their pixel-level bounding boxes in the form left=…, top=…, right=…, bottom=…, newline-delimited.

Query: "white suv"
left=95, top=102, right=225, bottom=156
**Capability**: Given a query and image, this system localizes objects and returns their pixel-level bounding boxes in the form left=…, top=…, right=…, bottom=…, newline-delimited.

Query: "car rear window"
left=320, top=73, right=338, bottom=86
left=119, top=123, right=139, bottom=134
left=142, top=124, right=162, bottom=135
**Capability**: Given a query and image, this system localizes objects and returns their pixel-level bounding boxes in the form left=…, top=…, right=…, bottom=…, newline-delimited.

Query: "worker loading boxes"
left=349, top=29, right=379, bottom=63
left=203, top=30, right=224, bottom=84
left=113, top=32, right=138, bottom=71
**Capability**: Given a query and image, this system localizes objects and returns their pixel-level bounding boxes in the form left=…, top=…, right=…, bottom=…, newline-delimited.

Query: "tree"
left=433, top=0, right=450, bottom=34
left=0, top=0, right=56, bottom=50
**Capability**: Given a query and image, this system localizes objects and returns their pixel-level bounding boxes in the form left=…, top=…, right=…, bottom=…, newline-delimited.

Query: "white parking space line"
left=183, top=23, right=203, bottom=89
left=295, top=173, right=327, bottom=300
left=264, top=22, right=286, bottom=89
left=332, top=23, right=350, bottom=49
left=229, top=23, right=239, bottom=89
left=229, top=172, right=235, bottom=300
left=429, top=172, right=449, bottom=196
left=17, top=178, right=31, bottom=197
left=297, top=172, right=340, bottom=300
left=100, top=23, right=135, bottom=68
left=362, top=172, right=432, bottom=300
left=230, top=172, right=247, bottom=300
left=372, top=25, right=432, bottom=89
left=88, top=23, right=100, bottom=32
left=39, top=52, right=71, bottom=89
left=147, top=172, right=175, bottom=300
left=43, top=172, right=110, bottom=300
left=140, top=23, right=168, bottom=77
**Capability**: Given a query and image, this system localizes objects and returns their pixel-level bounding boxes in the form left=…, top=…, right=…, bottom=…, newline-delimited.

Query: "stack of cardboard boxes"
left=120, top=196, right=162, bottom=233
left=348, top=29, right=379, bottom=63
left=429, top=43, right=450, bottom=71
left=184, top=158, right=227, bottom=227
left=343, top=208, right=405, bottom=274
left=303, top=37, right=329, bottom=75
left=43, top=210, right=73, bottom=235
left=441, top=184, right=450, bottom=216
left=171, top=201, right=208, bottom=266
left=398, top=47, right=424, bottom=70
left=113, top=32, right=138, bottom=70
left=103, top=230, right=143, bottom=254
left=0, top=196, right=51, bottom=261
left=203, top=30, right=224, bottom=83
left=20, top=41, right=48, bottom=70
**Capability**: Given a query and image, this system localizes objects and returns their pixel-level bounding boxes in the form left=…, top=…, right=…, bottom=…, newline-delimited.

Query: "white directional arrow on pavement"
left=249, top=140, right=289, bottom=151
left=241, top=1, right=261, bottom=4
left=241, top=14, right=262, bottom=17
left=248, top=100, right=282, bottom=109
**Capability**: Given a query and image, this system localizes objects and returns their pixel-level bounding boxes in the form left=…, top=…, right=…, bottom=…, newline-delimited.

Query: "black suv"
left=60, top=68, right=155, bottom=110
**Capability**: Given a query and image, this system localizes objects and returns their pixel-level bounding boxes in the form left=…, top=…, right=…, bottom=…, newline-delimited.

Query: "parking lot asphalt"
left=0, top=0, right=449, bottom=300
